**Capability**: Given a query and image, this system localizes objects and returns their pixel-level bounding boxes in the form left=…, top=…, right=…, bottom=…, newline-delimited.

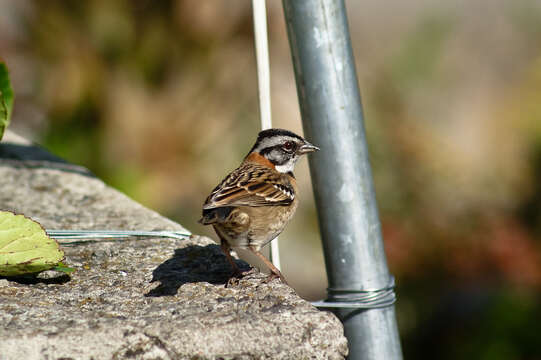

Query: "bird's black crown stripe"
left=257, top=128, right=304, bottom=142
left=248, top=128, right=305, bottom=154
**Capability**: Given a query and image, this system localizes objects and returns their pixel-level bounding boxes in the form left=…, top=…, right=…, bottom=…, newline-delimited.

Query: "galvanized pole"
left=282, top=1, right=403, bottom=359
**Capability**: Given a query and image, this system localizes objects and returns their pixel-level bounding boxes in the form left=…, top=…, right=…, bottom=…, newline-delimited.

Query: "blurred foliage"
left=0, top=60, right=14, bottom=139
left=1, top=0, right=541, bottom=358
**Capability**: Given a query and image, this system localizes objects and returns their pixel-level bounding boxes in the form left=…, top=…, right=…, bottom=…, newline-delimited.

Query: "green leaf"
left=0, top=60, right=14, bottom=141
left=52, top=262, right=75, bottom=274
left=0, top=211, right=65, bottom=276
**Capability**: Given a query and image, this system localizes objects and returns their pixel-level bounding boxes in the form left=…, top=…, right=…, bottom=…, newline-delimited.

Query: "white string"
left=252, top=0, right=281, bottom=271
left=46, top=229, right=190, bottom=243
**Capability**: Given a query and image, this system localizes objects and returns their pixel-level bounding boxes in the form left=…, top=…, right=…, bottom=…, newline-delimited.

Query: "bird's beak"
left=298, top=142, right=320, bottom=154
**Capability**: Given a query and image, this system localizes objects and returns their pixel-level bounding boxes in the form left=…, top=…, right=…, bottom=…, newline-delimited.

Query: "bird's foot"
left=225, top=268, right=255, bottom=287
left=264, top=271, right=288, bottom=286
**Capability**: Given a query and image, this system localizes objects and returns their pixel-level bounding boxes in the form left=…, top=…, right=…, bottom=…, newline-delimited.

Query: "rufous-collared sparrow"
left=199, top=128, right=319, bottom=284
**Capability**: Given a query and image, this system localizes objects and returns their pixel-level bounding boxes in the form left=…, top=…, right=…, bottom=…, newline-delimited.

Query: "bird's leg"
left=220, top=240, right=242, bottom=278
left=249, top=245, right=288, bottom=285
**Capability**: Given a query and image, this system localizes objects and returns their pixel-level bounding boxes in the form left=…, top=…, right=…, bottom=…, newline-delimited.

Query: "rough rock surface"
left=0, top=131, right=348, bottom=359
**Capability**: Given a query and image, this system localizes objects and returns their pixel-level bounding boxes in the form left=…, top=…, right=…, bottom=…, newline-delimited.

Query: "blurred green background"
left=1, top=1, right=541, bottom=359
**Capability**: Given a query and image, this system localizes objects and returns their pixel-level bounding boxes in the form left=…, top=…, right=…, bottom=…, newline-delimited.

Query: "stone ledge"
left=0, top=131, right=348, bottom=359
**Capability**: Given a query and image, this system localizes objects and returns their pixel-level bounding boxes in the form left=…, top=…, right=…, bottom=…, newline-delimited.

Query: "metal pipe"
left=282, top=1, right=403, bottom=359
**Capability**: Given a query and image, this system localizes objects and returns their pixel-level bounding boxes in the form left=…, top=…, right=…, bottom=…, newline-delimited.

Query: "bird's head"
left=247, top=128, right=319, bottom=174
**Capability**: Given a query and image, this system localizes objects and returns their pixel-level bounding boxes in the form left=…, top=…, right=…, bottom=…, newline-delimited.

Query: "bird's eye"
left=282, top=141, right=295, bottom=152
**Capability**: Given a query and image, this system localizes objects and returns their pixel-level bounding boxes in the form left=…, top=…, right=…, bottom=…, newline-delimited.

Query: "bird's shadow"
left=144, top=244, right=250, bottom=297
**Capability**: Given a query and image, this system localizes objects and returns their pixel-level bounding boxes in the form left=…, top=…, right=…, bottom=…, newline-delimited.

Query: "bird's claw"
left=264, top=272, right=288, bottom=286
left=225, top=268, right=254, bottom=287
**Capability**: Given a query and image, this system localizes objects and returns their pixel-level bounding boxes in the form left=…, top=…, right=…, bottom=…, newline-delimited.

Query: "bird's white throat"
left=275, top=161, right=295, bottom=174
